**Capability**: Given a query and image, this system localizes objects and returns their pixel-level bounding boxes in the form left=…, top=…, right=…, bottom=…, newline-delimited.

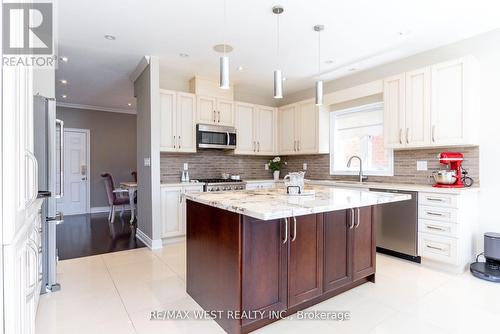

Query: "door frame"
left=63, top=128, right=91, bottom=214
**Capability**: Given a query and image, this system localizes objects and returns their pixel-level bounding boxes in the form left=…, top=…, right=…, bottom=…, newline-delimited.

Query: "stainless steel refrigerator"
left=33, top=95, right=65, bottom=293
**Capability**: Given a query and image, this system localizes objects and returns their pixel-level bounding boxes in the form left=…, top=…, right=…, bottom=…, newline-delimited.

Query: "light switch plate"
left=417, top=160, right=428, bottom=171
left=183, top=163, right=189, bottom=170
left=264, top=164, right=269, bottom=170
left=303, top=163, right=308, bottom=170
left=144, top=158, right=151, bottom=167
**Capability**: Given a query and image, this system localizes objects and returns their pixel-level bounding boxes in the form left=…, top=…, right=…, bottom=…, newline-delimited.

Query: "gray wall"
left=56, top=107, right=137, bottom=208
left=134, top=57, right=162, bottom=241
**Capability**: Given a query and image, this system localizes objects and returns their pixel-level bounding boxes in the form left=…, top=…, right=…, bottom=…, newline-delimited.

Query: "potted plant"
left=268, top=156, right=284, bottom=181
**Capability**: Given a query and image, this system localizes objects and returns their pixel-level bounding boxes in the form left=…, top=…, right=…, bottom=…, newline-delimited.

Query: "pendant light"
left=314, top=24, right=324, bottom=106
left=272, top=5, right=284, bottom=99
left=219, top=0, right=230, bottom=89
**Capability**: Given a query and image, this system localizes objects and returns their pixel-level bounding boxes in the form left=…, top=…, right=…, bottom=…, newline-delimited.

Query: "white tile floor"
left=36, top=242, right=500, bottom=334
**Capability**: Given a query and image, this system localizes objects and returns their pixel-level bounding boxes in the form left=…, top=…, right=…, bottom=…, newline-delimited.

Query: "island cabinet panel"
left=352, top=207, right=376, bottom=281
left=288, top=214, right=324, bottom=307
left=323, top=210, right=353, bottom=292
left=186, top=200, right=242, bottom=334
left=241, top=217, right=288, bottom=326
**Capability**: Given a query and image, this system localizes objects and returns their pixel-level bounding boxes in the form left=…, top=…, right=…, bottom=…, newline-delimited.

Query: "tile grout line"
left=100, top=254, right=140, bottom=334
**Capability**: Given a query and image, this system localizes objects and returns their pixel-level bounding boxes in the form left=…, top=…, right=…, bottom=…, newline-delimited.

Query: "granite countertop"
left=185, top=186, right=411, bottom=221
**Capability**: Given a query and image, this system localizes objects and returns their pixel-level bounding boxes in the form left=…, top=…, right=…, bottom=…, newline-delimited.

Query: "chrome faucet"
left=347, top=155, right=367, bottom=182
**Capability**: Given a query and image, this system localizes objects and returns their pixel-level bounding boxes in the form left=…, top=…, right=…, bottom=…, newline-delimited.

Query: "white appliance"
left=33, top=95, right=65, bottom=293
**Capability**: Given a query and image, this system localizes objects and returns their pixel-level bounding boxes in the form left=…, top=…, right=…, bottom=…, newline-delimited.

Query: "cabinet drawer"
left=418, top=219, right=458, bottom=238
left=419, top=205, right=457, bottom=223
left=418, top=192, right=458, bottom=208
left=418, top=232, right=458, bottom=265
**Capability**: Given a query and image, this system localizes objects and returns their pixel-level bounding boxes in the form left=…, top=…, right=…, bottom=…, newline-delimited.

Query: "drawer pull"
left=426, top=225, right=446, bottom=232
left=426, top=211, right=444, bottom=217
left=426, top=244, right=446, bottom=251
left=426, top=197, right=444, bottom=202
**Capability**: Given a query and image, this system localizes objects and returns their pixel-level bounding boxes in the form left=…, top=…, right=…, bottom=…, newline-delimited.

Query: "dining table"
left=119, top=182, right=137, bottom=223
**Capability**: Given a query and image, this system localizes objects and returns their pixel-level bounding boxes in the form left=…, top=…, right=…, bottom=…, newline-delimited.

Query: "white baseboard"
left=162, top=235, right=186, bottom=245
left=90, top=205, right=131, bottom=214
left=136, top=228, right=163, bottom=250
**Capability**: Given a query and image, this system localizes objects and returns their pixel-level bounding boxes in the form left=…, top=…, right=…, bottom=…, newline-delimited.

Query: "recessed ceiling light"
left=61, top=94, right=67, bottom=99
left=60, top=79, right=67, bottom=84
left=237, top=66, right=244, bottom=71
left=282, top=77, right=287, bottom=81
left=398, top=30, right=412, bottom=36
left=127, top=103, right=132, bottom=107
left=213, top=44, right=233, bottom=53
left=348, top=68, right=357, bottom=72
left=179, top=53, right=189, bottom=58
left=60, top=56, right=68, bottom=62
left=104, top=34, right=116, bottom=40
left=325, top=59, right=335, bottom=64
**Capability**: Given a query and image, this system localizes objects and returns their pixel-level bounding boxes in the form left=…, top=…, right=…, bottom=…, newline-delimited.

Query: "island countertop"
left=184, top=185, right=411, bottom=220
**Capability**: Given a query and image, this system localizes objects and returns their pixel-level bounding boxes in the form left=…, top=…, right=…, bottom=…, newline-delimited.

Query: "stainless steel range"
left=195, top=178, right=246, bottom=192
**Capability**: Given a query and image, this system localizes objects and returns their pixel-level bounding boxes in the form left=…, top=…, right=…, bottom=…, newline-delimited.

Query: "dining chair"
left=101, top=173, right=129, bottom=222
left=131, top=171, right=137, bottom=183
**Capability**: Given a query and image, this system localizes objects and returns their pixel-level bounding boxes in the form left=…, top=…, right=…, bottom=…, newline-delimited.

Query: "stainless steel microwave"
left=197, top=124, right=237, bottom=149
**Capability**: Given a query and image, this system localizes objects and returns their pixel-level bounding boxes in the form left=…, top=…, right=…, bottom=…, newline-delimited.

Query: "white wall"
left=33, top=68, right=55, bottom=98
left=283, top=28, right=500, bottom=252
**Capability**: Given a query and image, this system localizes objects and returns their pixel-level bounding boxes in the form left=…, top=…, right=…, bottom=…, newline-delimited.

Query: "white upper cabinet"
left=383, top=74, right=406, bottom=148
left=176, top=92, right=197, bottom=152
left=160, top=90, right=196, bottom=153
left=255, top=105, right=276, bottom=155
left=406, top=67, right=431, bottom=147
left=278, top=104, right=297, bottom=155
left=234, top=102, right=257, bottom=154
left=196, top=95, right=217, bottom=124
left=278, top=100, right=329, bottom=155
left=430, top=57, right=479, bottom=146
left=234, top=102, right=277, bottom=155
left=197, top=95, right=234, bottom=126
left=383, top=56, right=479, bottom=149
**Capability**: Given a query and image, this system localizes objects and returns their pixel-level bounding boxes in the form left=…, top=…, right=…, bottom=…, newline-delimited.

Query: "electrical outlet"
left=417, top=160, right=428, bottom=171
left=264, top=164, right=269, bottom=170
left=183, top=163, right=189, bottom=170
left=303, top=163, right=308, bottom=170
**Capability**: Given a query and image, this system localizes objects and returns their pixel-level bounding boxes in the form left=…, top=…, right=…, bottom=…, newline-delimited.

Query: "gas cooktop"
left=194, top=178, right=244, bottom=184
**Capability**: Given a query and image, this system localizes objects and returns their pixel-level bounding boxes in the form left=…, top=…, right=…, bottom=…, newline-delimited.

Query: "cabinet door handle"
left=25, top=150, right=38, bottom=207
left=297, top=140, right=300, bottom=151
left=426, top=197, right=444, bottom=202
left=427, top=211, right=444, bottom=217
left=218, top=111, right=221, bottom=123
left=179, top=193, right=182, bottom=204
left=349, top=208, right=355, bottom=229
left=406, top=128, right=410, bottom=144
left=426, top=225, right=446, bottom=232
left=291, top=216, right=297, bottom=242
left=283, top=218, right=288, bottom=244
left=355, top=208, right=360, bottom=228
left=173, top=135, right=176, bottom=149
left=426, top=244, right=445, bottom=251
left=432, top=125, right=436, bottom=143
left=258, top=142, right=260, bottom=152
left=399, top=128, right=403, bottom=144
left=178, top=136, right=181, bottom=148
left=213, top=110, right=216, bottom=123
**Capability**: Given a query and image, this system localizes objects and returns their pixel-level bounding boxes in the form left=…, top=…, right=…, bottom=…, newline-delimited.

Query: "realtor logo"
left=2, top=2, right=56, bottom=67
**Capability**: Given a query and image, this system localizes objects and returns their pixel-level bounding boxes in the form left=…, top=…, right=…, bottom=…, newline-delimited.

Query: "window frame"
left=329, top=102, right=394, bottom=177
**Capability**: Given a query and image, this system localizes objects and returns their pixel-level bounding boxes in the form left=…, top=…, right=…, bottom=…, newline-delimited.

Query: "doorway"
left=56, top=128, right=90, bottom=215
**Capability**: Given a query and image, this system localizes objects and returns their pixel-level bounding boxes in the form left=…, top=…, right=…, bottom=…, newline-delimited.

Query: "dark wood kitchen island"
left=185, top=186, right=410, bottom=333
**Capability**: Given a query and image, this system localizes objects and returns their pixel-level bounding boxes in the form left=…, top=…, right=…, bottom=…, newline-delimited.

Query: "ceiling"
left=56, top=0, right=500, bottom=111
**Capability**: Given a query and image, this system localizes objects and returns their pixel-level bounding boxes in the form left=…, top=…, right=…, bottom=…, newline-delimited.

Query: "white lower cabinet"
left=417, top=191, right=478, bottom=272
left=160, top=184, right=204, bottom=240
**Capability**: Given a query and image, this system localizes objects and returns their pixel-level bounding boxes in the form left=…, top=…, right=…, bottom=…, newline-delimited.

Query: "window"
left=330, top=102, right=393, bottom=176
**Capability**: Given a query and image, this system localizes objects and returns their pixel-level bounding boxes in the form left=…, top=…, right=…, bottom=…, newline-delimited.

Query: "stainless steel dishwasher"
left=369, top=188, right=420, bottom=263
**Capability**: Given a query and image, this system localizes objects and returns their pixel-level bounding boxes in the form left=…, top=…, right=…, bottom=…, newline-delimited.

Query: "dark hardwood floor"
left=56, top=212, right=145, bottom=260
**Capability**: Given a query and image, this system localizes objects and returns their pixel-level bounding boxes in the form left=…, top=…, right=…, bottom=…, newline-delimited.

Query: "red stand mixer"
left=432, top=152, right=466, bottom=188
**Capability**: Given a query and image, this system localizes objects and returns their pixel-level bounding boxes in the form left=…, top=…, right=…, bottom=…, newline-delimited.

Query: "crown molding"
left=57, top=102, right=137, bottom=115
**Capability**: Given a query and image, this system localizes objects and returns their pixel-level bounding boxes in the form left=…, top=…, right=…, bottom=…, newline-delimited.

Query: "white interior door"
left=56, top=129, right=89, bottom=215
